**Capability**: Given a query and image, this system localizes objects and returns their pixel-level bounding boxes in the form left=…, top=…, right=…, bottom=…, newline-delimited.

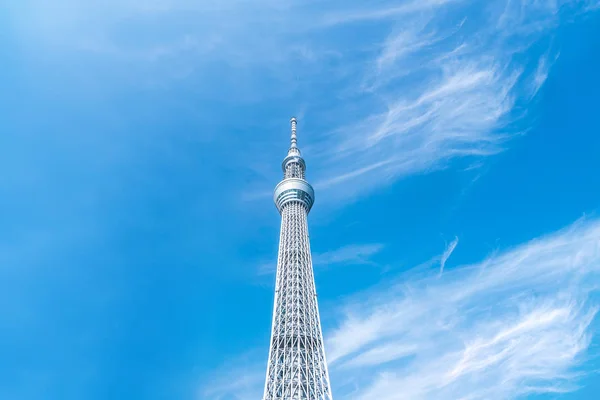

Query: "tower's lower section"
left=263, top=201, right=332, bottom=400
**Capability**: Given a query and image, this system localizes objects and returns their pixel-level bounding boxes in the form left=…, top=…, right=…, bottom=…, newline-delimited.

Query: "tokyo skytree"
left=263, top=118, right=333, bottom=400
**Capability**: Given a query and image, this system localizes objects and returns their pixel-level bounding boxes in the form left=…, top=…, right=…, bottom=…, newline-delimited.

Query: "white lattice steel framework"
left=263, top=118, right=333, bottom=400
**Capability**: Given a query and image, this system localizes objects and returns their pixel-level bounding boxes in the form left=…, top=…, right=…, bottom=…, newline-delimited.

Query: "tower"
left=263, top=118, right=333, bottom=400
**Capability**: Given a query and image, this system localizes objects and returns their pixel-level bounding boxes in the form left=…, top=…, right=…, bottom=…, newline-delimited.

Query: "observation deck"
left=273, top=178, right=315, bottom=213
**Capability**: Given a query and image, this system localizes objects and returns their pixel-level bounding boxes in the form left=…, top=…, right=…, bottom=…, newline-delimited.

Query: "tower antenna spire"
left=290, top=117, right=298, bottom=148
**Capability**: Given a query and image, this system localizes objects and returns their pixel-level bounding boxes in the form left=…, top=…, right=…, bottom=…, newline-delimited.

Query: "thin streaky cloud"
left=530, top=51, right=560, bottom=98
left=365, top=16, right=468, bottom=92
left=316, top=57, right=520, bottom=197
left=313, top=243, right=385, bottom=267
left=318, top=0, right=462, bottom=27
left=439, top=236, right=458, bottom=275
left=340, top=343, right=419, bottom=369
left=326, top=216, right=600, bottom=398
left=312, top=0, right=600, bottom=201
left=199, top=353, right=265, bottom=400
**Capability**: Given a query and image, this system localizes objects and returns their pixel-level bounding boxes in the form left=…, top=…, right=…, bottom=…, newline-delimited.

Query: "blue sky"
left=2, top=0, right=600, bottom=399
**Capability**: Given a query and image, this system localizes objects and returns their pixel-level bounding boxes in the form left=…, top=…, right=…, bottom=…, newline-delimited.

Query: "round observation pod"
left=281, top=153, right=306, bottom=173
left=273, top=178, right=315, bottom=213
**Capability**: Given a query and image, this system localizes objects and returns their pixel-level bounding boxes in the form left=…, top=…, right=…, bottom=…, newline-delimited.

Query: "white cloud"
left=199, top=352, right=265, bottom=400
left=312, top=0, right=600, bottom=200
left=530, top=51, right=560, bottom=97
left=316, top=54, right=519, bottom=196
left=318, top=0, right=463, bottom=27
left=327, top=217, right=600, bottom=398
left=439, top=236, right=459, bottom=274
left=313, top=243, right=385, bottom=267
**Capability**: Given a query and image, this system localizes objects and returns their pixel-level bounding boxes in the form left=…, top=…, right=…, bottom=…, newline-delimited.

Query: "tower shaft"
left=263, top=119, right=332, bottom=400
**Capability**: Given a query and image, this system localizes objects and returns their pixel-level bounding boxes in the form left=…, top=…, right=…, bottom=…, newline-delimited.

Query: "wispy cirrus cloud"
left=313, top=243, right=385, bottom=267
left=327, top=217, right=600, bottom=398
left=530, top=51, right=560, bottom=97
left=199, top=351, right=265, bottom=400
left=318, top=0, right=463, bottom=27
left=439, top=236, right=458, bottom=274
left=312, top=0, right=600, bottom=200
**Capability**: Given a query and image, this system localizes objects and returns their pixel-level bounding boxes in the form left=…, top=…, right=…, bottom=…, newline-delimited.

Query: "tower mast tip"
left=290, top=117, right=298, bottom=148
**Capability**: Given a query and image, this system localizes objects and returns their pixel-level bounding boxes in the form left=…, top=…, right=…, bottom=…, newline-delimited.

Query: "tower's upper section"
left=274, top=118, right=315, bottom=214
left=281, top=117, right=306, bottom=180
